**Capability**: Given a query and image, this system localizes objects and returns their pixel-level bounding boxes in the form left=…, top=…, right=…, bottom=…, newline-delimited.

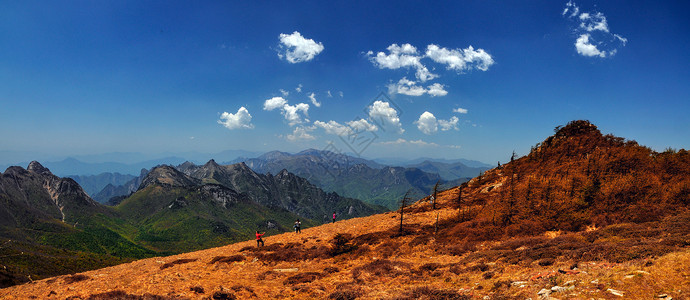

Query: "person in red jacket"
left=332, top=211, right=336, bottom=223
left=255, top=231, right=265, bottom=247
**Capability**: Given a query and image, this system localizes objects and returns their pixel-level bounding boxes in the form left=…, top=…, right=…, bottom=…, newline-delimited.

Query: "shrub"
left=399, top=286, right=470, bottom=300
left=63, top=274, right=89, bottom=284
left=330, top=233, right=358, bottom=256
left=283, top=272, right=323, bottom=285
left=209, top=255, right=244, bottom=264
left=206, top=291, right=236, bottom=300
left=190, top=286, right=205, bottom=294
left=160, top=258, right=198, bottom=270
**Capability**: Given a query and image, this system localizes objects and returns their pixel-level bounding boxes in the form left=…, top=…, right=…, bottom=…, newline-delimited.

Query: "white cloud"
left=314, top=120, right=351, bottom=136
left=279, top=89, right=289, bottom=97
left=415, top=111, right=438, bottom=135
left=287, top=125, right=316, bottom=141
left=314, top=119, right=378, bottom=137
left=347, top=119, right=378, bottom=132
left=263, top=97, right=287, bottom=111
left=453, top=107, right=468, bottom=114
left=282, top=102, right=310, bottom=126
left=426, top=83, right=448, bottom=97
left=308, top=92, right=321, bottom=107
left=562, top=1, right=580, bottom=17
left=388, top=78, right=448, bottom=97
left=327, top=90, right=333, bottom=98
left=439, top=116, right=459, bottom=131
left=367, top=43, right=437, bottom=82
left=389, top=77, right=426, bottom=96
left=575, top=34, right=606, bottom=57
left=295, top=84, right=303, bottom=93
left=263, top=96, right=309, bottom=126
left=368, top=100, right=404, bottom=133
left=339, top=91, right=344, bottom=98
left=564, top=2, right=627, bottom=58
left=425, top=44, right=495, bottom=72
left=579, top=12, right=609, bottom=32
left=277, top=31, right=324, bottom=63
left=415, top=111, right=459, bottom=134
left=218, top=107, right=254, bottom=130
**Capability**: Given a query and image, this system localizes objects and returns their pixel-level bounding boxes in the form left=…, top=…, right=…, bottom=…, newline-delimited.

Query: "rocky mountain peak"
left=139, top=165, right=198, bottom=190
left=204, top=159, right=219, bottom=167
left=27, top=161, right=52, bottom=176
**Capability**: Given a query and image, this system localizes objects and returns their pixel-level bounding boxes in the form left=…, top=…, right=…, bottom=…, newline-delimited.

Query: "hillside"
left=176, top=160, right=386, bottom=222
left=0, top=161, right=384, bottom=288
left=0, top=162, right=156, bottom=287
left=3, top=120, right=689, bottom=299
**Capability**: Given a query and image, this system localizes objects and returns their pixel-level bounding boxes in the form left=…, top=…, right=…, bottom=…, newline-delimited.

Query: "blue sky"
left=1, top=0, right=689, bottom=164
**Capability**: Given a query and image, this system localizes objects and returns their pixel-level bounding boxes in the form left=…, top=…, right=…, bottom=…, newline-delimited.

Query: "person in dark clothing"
left=255, top=231, right=265, bottom=247
left=332, top=211, right=336, bottom=223
left=294, top=219, right=301, bottom=234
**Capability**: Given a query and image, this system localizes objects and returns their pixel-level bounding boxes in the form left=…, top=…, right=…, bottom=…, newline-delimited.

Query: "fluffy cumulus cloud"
left=575, top=34, right=605, bottom=57
left=347, top=119, right=378, bottom=132
left=425, top=44, right=495, bottom=72
left=218, top=107, right=254, bottom=130
left=426, top=83, right=448, bottom=97
left=314, top=120, right=351, bottom=136
left=282, top=103, right=310, bottom=126
left=277, top=31, right=324, bottom=63
left=388, top=78, right=448, bottom=97
left=263, top=97, right=288, bottom=111
left=263, top=97, right=310, bottom=126
left=367, top=44, right=437, bottom=82
left=415, top=111, right=438, bottom=135
left=368, top=100, right=404, bottom=133
left=367, top=43, right=494, bottom=83
left=314, top=119, right=378, bottom=137
left=414, top=111, right=459, bottom=135
left=438, top=116, right=459, bottom=131
left=287, top=125, right=316, bottom=141
left=308, top=92, right=321, bottom=107
left=563, top=1, right=627, bottom=58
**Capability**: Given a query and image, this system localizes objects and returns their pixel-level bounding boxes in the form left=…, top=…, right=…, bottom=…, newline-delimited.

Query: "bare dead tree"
left=399, top=189, right=412, bottom=235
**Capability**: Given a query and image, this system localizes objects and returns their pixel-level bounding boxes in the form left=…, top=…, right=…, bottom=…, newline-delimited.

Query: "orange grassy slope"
left=1, top=186, right=688, bottom=299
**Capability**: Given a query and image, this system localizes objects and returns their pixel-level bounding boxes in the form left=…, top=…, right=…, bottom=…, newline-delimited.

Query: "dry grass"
left=2, top=186, right=690, bottom=299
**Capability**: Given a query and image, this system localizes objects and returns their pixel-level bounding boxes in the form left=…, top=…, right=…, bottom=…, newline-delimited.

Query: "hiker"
left=294, top=219, right=301, bottom=234
left=332, top=211, right=336, bottom=223
left=255, top=231, right=265, bottom=247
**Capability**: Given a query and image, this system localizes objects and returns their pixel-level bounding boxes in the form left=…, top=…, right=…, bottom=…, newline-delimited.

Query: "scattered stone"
left=273, top=268, right=299, bottom=272
left=537, top=288, right=551, bottom=299
left=623, top=275, right=635, bottom=279
left=656, top=294, right=671, bottom=299
left=511, top=281, right=528, bottom=287
left=563, top=280, right=576, bottom=286
left=607, top=288, right=625, bottom=297
left=550, top=285, right=574, bottom=293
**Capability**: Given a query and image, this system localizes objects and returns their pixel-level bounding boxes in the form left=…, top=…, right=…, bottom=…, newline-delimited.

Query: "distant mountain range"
left=0, top=157, right=186, bottom=177
left=232, top=149, right=486, bottom=209
left=68, top=150, right=490, bottom=208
